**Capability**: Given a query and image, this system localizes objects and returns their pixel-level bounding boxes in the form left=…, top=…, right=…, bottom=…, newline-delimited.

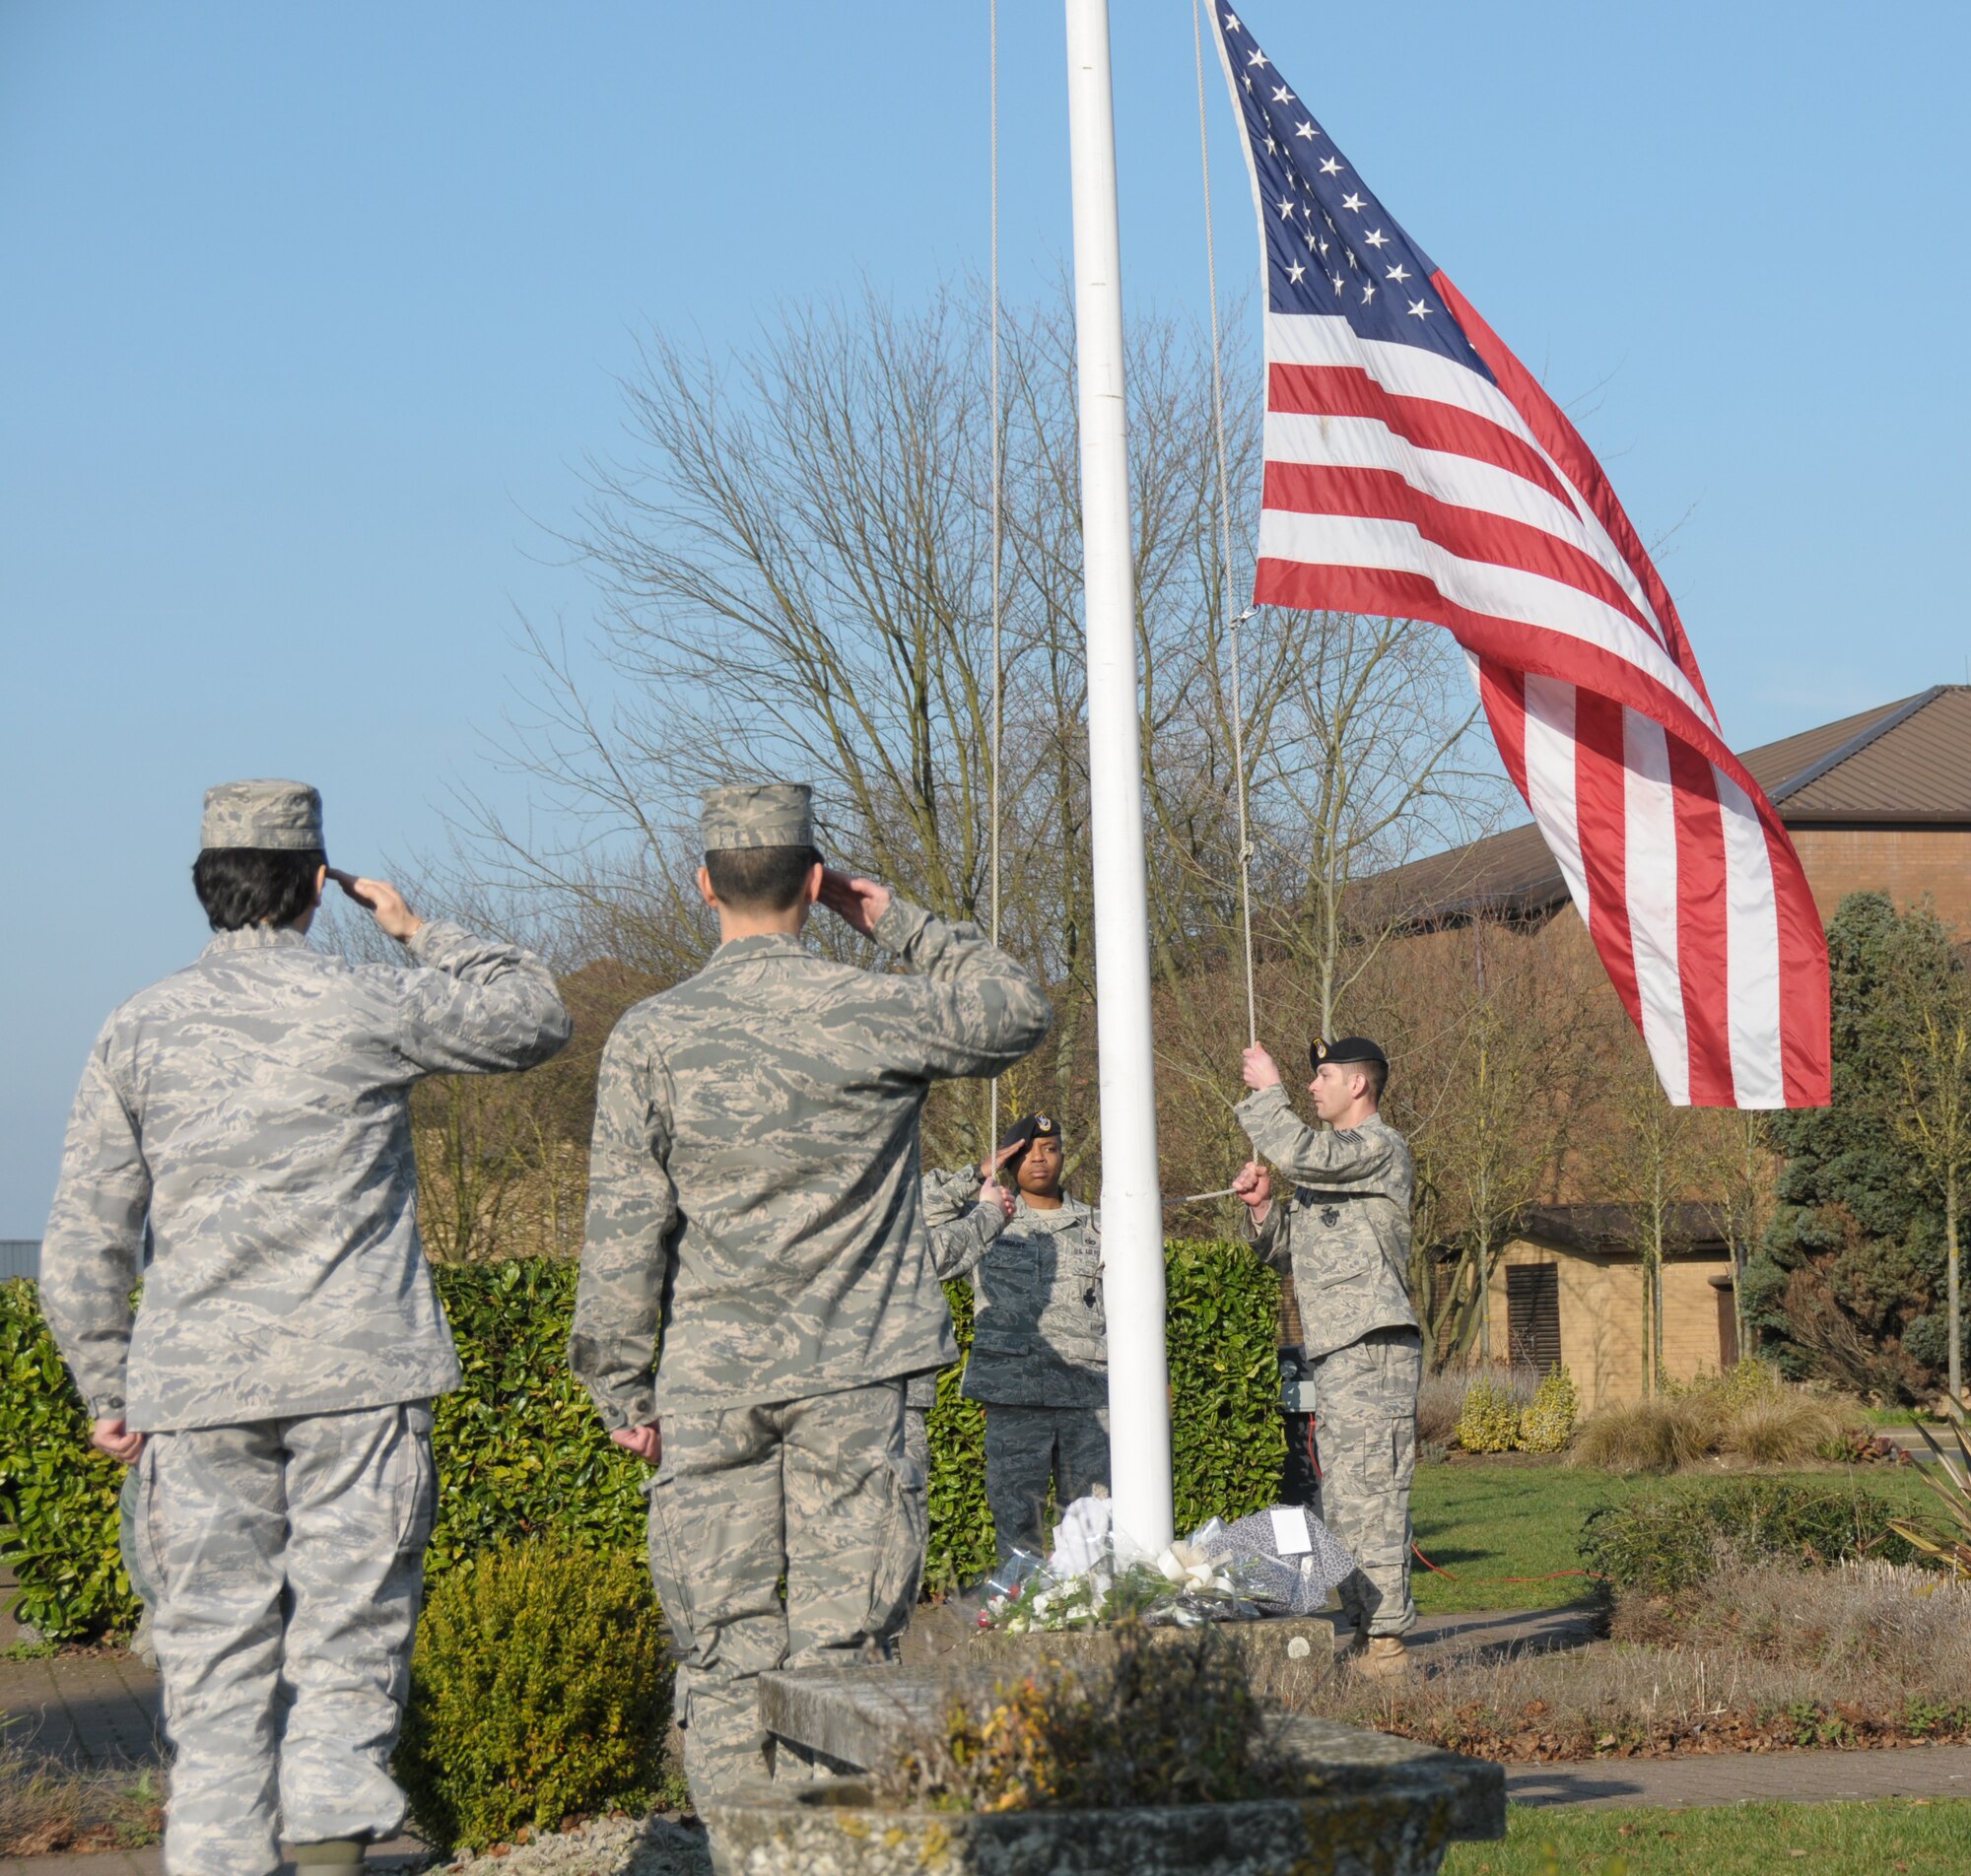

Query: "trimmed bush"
left=396, top=1539, right=678, bottom=1849
left=0, top=1280, right=133, bottom=1642
left=1456, top=1376, right=1522, bottom=1453
left=1579, top=1477, right=1920, bottom=1596
left=1517, top=1366, right=1580, bottom=1453
left=5, top=1242, right=1291, bottom=1637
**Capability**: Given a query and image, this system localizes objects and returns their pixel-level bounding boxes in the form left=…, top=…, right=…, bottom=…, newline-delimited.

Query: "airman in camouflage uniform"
left=568, top=784, right=1050, bottom=1801
left=39, top=780, right=572, bottom=1876
left=908, top=1162, right=1016, bottom=1519
left=1232, top=1036, right=1421, bottom=1680
left=960, top=1114, right=1109, bottom=1563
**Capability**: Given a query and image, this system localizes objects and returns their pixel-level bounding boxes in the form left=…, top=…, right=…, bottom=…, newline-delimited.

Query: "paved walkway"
left=1507, top=1742, right=1971, bottom=1809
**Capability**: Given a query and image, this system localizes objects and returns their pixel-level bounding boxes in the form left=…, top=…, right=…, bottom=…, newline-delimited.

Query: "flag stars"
left=1248, top=48, right=1269, bottom=68
left=1295, top=118, right=1317, bottom=139
left=1329, top=273, right=1345, bottom=295
left=1319, top=156, right=1343, bottom=174
left=1271, top=85, right=1295, bottom=103
left=1287, top=259, right=1307, bottom=284
left=1276, top=193, right=1297, bottom=219
left=1361, top=283, right=1375, bottom=302
left=1363, top=228, right=1389, bottom=248
left=1223, top=11, right=1241, bottom=29
left=1386, top=262, right=1410, bottom=284
left=1340, top=191, right=1365, bottom=212
left=1407, top=297, right=1431, bottom=319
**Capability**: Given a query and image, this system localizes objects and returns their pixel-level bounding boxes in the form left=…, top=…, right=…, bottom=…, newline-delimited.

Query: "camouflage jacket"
left=906, top=1168, right=1009, bottom=1410
left=1237, top=1085, right=1418, bottom=1360
left=40, top=921, right=572, bottom=1431
left=568, top=897, right=1051, bottom=1426
left=961, top=1192, right=1106, bottom=1408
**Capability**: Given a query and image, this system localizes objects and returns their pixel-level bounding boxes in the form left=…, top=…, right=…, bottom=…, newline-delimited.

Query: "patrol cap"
left=998, top=1111, right=1062, bottom=1156
left=701, top=781, right=816, bottom=853
left=1310, top=1036, right=1389, bottom=1075
left=200, top=779, right=325, bottom=852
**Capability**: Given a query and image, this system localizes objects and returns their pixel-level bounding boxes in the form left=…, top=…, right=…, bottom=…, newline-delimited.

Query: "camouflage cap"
left=700, top=781, right=815, bottom=853
left=200, top=779, right=325, bottom=852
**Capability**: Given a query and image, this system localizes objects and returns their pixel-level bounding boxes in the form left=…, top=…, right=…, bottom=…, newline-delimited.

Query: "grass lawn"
left=1441, top=1799, right=1971, bottom=1875
left=1409, top=1463, right=1937, bottom=1617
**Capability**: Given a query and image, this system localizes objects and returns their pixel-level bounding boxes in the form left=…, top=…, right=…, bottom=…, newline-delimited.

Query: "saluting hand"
left=1242, top=1044, right=1282, bottom=1091
left=329, top=869, right=425, bottom=943
left=818, top=869, right=892, bottom=938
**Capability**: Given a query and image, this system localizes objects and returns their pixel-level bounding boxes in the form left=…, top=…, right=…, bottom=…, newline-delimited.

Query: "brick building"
left=1391, top=686, right=1971, bottom=1404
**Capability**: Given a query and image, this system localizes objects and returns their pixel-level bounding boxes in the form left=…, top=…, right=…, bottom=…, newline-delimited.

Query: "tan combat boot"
left=1352, top=1636, right=1410, bottom=1681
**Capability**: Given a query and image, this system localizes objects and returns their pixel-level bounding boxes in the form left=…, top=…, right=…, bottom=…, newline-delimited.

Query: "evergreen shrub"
left=1517, top=1366, right=1580, bottom=1453
left=1456, top=1376, right=1522, bottom=1453
left=396, top=1539, right=678, bottom=1849
left=1580, top=1477, right=1920, bottom=1597
left=5, top=1243, right=1290, bottom=1637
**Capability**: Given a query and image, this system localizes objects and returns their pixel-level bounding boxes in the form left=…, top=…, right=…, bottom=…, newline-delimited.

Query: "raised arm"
left=567, top=1020, right=678, bottom=1434
left=40, top=1041, right=150, bottom=1424
left=872, top=895, right=1052, bottom=1080
left=387, top=921, right=573, bottom=1076
left=1236, top=1084, right=1400, bottom=1191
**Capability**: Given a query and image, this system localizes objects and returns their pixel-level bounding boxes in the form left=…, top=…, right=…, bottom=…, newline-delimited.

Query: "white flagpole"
left=1062, top=0, right=1174, bottom=1559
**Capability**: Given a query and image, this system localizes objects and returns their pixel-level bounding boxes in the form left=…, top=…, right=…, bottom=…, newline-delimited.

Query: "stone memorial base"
left=695, top=1660, right=1504, bottom=1876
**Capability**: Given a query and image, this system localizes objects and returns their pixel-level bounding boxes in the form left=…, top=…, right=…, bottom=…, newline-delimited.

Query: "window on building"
left=1715, top=1280, right=1739, bottom=1370
left=1506, top=1262, right=1562, bottom=1373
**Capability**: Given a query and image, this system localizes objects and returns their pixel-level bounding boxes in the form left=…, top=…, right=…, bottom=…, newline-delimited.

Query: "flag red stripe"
left=1770, top=816, right=1833, bottom=1105
left=1665, top=737, right=1734, bottom=1104
left=1476, top=660, right=1532, bottom=801
left=1435, top=272, right=1717, bottom=721
left=1570, top=694, right=1646, bottom=1038
left=1268, top=362, right=1573, bottom=507
left=1262, top=460, right=1659, bottom=641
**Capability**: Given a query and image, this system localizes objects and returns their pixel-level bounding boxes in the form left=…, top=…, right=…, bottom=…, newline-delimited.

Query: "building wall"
left=1488, top=1237, right=1734, bottom=1412
left=1790, top=827, right=1971, bottom=932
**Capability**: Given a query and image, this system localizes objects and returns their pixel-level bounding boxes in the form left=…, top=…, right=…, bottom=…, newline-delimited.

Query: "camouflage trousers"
left=645, top=1380, right=924, bottom=1803
left=981, top=1402, right=1110, bottom=1563
left=904, top=1403, right=932, bottom=1532
left=1311, top=1327, right=1421, bottom=1638
left=130, top=1402, right=436, bottom=1876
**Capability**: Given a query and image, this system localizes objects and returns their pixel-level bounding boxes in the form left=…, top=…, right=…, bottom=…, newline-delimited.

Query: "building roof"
left=1382, top=686, right=1971, bottom=924
left=1513, top=1203, right=1730, bottom=1257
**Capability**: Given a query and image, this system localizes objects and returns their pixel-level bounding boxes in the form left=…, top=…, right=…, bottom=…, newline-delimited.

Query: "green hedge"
left=3, top=1243, right=1285, bottom=1642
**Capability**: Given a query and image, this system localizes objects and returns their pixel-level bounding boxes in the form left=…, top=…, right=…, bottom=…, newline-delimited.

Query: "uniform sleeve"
left=39, top=1041, right=149, bottom=1418
left=872, top=896, right=1052, bottom=1081
left=1241, top=1190, right=1292, bottom=1272
left=926, top=1202, right=1007, bottom=1283
left=567, top=1020, right=678, bottom=1430
left=385, top=921, right=573, bottom=1076
left=1236, top=1085, right=1400, bottom=1192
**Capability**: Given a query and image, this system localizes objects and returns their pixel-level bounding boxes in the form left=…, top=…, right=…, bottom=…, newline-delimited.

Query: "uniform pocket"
left=397, top=1402, right=439, bottom=1562
left=132, top=1441, right=170, bottom=1606
left=863, top=1439, right=928, bottom=1641
left=645, top=1467, right=700, bottom=1650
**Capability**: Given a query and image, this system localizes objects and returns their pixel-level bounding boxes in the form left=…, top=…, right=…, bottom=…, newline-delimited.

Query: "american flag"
left=1211, top=7, right=1829, bottom=1107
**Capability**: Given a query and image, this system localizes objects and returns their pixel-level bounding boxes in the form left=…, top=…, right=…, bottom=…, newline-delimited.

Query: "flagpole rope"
left=986, top=0, right=1005, bottom=1153
left=1192, top=0, right=1259, bottom=1049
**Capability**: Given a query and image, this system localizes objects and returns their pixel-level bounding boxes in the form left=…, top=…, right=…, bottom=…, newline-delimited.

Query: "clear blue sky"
left=4, top=1, right=1966, bottom=1232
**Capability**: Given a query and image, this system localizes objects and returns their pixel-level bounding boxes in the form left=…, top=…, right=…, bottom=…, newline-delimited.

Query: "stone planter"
left=696, top=1663, right=1504, bottom=1876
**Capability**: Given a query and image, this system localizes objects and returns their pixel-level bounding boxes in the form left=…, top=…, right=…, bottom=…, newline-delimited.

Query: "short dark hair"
left=1353, top=1057, right=1390, bottom=1105
left=703, top=843, right=822, bottom=915
left=192, top=847, right=327, bottom=932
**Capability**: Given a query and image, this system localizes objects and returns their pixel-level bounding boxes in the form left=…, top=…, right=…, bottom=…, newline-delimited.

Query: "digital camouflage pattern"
left=644, top=1379, right=920, bottom=1798
left=133, top=1402, right=437, bottom=1876
left=982, top=1403, right=1111, bottom=1562
left=198, top=777, right=325, bottom=851
left=906, top=1169, right=1008, bottom=1411
left=1308, top=1328, right=1421, bottom=1637
left=1236, top=1085, right=1419, bottom=1360
left=569, top=896, right=1050, bottom=1424
left=699, top=780, right=814, bottom=851
left=40, top=921, right=572, bottom=1429
left=961, top=1193, right=1107, bottom=1408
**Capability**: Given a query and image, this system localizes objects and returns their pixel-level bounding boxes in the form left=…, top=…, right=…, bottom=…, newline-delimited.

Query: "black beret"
left=998, top=1111, right=1062, bottom=1154
left=1310, top=1036, right=1388, bottom=1074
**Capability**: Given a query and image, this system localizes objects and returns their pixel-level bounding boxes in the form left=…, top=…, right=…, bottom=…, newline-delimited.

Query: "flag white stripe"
left=1522, top=675, right=1591, bottom=919
left=1621, top=709, right=1691, bottom=1104
left=1716, top=766, right=1788, bottom=1107
left=1258, top=507, right=1714, bottom=723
